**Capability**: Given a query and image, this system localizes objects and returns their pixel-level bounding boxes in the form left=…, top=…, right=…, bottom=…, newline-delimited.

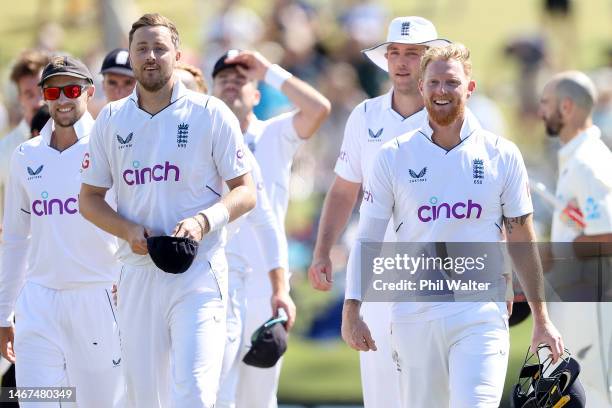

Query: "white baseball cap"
left=362, top=16, right=450, bottom=72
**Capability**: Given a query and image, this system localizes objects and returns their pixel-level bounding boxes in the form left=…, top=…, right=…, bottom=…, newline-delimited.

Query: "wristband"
left=264, top=64, right=293, bottom=90
left=198, top=203, right=229, bottom=232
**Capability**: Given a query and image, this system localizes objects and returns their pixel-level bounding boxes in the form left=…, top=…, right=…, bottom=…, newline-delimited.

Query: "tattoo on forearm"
left=502, top=214, right=528, bottom=235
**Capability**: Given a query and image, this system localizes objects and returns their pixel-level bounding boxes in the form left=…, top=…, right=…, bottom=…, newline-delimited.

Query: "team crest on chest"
left=177, top=123, right=189, bottom=148
left=408, top=166, right=427, bottom=183
left=472, top=158, right=484, bottom=184
left=368, top=127, right=383, bottom=142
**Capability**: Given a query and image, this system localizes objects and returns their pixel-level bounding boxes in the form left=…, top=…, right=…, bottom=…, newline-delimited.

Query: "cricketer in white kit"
left=0, top=56, right=124, bottom=407
left=79, top=14, right=256, bottom=408
left=343, top=44, right=564, bottom=408
left=210, top=49, right=330, bottom=408
left=309, top=16, right=450, bottom=408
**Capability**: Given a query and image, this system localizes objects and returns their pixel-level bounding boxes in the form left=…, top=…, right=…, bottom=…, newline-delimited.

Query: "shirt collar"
left=419, top=108, right=481, bottom=141
left=40, top=112, right=95, bottom=145
left=382, top=89, right=393, bottom=111
left=558, top=125, right=601, bottom=168
left=129, top=78, right=188, bottom=106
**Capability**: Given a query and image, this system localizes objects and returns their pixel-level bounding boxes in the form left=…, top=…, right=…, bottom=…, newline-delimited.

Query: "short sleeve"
left=261, top=111, right=303, bottom=165
left=334, top=105, right=364, bottom=183
left=359, top=143, right=395, bottom=220
left=81, top=106, right=113, bottom=188
left=209, top=98, right=251, bottom=181
left=500, top=141, right=533, bottom=218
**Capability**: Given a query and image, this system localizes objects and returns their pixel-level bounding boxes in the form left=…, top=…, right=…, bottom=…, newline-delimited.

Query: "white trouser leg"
left=15, top=282, right=125, bottom=408
left=236, top=295, right=281, bottom=408
left=360, top=302, right=401, bottom=408
left=118, top=261, right=226, bottom=408
left=217, top=272, right=246, bottom=408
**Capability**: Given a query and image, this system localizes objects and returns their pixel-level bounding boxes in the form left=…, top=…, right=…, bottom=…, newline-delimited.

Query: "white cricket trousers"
left=216, top=271, right=247, bottom=408
left=117, top=260, right=226, bottom=408
left=14, top=281, right=125, bottom=408
left=391, top=302, right=509, bottom=408
left=235, top=293, right=281, bottom=408
left=360, top=302, right=401, bottom=408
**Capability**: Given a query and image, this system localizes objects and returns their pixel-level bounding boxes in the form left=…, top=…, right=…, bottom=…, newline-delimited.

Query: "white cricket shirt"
left=0, top=120, right=30, bottom=227
left=356, top=113, right=533, bottom=322
left=551, top=126, right=612, bottom=242
left=82, top=81, right=250, bottom=266
left=0, top=114, right=119, bottom=326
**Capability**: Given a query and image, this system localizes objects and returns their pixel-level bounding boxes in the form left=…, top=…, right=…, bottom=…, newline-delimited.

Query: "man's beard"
left=135, top=67, right=172, bottom=92
left=544, top=109, right=564, bottom=137
left=425, top=97, right=465, bottom=127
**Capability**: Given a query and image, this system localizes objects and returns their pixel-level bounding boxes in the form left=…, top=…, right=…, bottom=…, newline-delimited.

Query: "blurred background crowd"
left=0, top=0, right=611, bottom=406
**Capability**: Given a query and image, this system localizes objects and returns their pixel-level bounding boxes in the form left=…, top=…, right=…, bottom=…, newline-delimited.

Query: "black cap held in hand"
left=147, top=236, right=199, bottom=274
left=243, top=316, right=288, bottom=368
left=39, top=55, right=94, bottom=86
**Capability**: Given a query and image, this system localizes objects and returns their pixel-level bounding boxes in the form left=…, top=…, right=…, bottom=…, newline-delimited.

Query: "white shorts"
left=391, top=302, right=509, bottom=408
left=14, top=281, right=124, bottom=408
left=217, top=271, right=247, bottom=408
left=117, top=260, right=226, bottom=408
left=360, top=302, right=401, bottom=408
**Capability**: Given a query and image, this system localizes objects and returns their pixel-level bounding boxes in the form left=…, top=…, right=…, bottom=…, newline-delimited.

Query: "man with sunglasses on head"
left=0, top=55, right=125, bottom=407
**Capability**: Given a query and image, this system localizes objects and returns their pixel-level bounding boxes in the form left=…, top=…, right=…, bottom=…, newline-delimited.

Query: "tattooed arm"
left=504, top=213, right=564, bottom=362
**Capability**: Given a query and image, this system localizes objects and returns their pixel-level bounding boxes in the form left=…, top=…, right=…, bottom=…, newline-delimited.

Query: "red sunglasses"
left=42, top=84, right=88, bottom=101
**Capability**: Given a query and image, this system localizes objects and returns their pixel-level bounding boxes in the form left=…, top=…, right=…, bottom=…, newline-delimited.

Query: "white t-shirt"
left=0, top=120, right=29, bottom=227
left=357, top=113, right=533, bottom=322
left=551, top=126, right=612, bottom=242
left=0, top=114, right=119, bottom=326
left=82, top=81, right=250, bottom=266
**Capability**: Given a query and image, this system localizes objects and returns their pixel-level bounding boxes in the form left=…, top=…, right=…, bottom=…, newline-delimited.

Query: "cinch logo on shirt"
left=338, top=150, right=348, bottom=163
left=32, top=191, right=78, bottom=216
left=122, top=161, right=180, bottom=186
left=363, top=189, right=374, bottom=203
left=417, top=196, right=482, bottom=222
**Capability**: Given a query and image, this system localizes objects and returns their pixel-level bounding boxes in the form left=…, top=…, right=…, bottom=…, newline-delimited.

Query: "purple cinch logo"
left=417, top=196, right=482, bottom=222
left=236, top=149, right=244, bottom=159
left=122, top=161, right=180, bottom=186
left=32, top=191, right=78, bottom=216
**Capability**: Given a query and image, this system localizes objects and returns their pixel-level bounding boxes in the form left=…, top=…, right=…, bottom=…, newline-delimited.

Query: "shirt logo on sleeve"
left=363, top=189, right=374, bottom=203
left=177, top=123, right=189, bottom=148
left=472, top=159, right=484, bottom=184
left=27, top=165, right=44, bottom=180
left=116, top=132, right=134, bottom=149
left=368, top=128, right=384, bottom=142
left=338, top=150, right=348, bottom=163
left=585, top=197, right=601, bottom=220
left=408, top=167, right=427, bottom=183
left=236, top=149, right=244, bottom=159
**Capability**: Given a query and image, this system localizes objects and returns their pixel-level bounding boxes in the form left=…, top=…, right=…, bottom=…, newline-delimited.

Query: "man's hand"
left=308, top=257, right=333, bottom=291
left=342, top=300, right=377, bottom=352
left=271, top=290, right=296, bottom=331
left=172, top=214, right=208, bottom=241
left=224, top=50, right=271, bottom=82
left=0, top=326, right=16, bottom=363
left=125, top=224, right=149, bottom=255
left=531, top=318, right=564, bottom=363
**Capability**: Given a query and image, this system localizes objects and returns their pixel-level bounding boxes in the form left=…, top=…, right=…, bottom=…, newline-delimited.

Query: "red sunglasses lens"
left=64, top=85, right=82, bottom=98
left=43, top=87, right=61, bottom=100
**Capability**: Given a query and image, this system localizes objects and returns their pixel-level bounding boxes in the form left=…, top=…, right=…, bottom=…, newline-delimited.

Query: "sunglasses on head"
left=42, top=84, right=88, bottom=101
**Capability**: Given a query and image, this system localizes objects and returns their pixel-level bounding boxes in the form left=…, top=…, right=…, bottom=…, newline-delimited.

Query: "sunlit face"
left=129, top=25, right=180, bottom=92
left=43, top=75, right=93, bottom=128
left=420, top=58, right=475, bottom=126
left=538, top=81, right=564, bottom=136
left=17, top=73, right=44, bottom=125
left=212, top=67, right=259, bottom=116
left=102, top=72, right=136, bottom=102
left=385, top=43, right=427, bottom=94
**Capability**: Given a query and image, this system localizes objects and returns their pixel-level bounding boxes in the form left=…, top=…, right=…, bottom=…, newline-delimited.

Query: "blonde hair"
left=129, top=13, right=180, bottom=49
left=420, top=43, right=472, bottom=78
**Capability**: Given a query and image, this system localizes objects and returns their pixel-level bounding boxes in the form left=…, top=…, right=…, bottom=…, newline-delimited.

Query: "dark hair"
left=10, top=49, right=51, bottom=85
left=129, top=13, right=180, bottom=49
